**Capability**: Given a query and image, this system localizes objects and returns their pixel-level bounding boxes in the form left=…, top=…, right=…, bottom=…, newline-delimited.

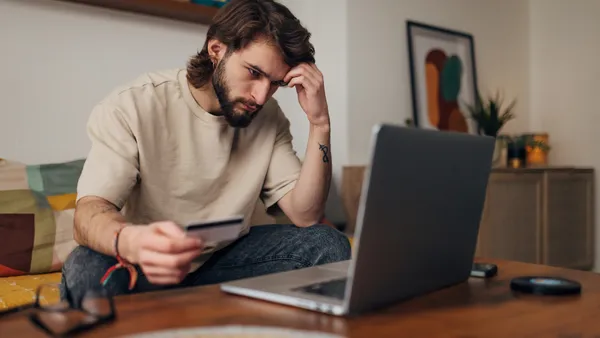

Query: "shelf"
left=54, top=0, right=220, bottom=25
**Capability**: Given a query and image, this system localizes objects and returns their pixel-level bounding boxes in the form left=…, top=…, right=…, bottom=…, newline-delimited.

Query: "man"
left=61, top=0, right=351, bottom=304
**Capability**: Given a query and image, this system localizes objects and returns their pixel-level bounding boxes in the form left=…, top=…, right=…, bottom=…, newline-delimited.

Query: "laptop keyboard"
left=294, top=278, right=347, bottom=300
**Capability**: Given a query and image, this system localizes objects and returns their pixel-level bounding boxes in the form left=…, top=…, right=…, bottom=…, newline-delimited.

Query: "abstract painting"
left=406, top=20, right=479, bottom=134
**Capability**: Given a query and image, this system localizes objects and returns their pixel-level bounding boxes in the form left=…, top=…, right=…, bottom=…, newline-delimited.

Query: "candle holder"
left=505, top=135, right=527, bottom=168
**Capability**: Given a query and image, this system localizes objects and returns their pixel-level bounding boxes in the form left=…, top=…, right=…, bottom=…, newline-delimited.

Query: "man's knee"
left=61, top=245, right=129, bottom=305
left=301, top=224, right=352, bottom=265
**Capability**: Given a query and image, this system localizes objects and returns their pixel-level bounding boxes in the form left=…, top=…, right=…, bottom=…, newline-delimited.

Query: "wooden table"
left=2, top=258, right=600, bottom=337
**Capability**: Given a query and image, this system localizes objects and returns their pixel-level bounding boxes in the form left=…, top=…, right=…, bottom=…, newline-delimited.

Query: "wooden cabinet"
left=544, top=171, right=595, bottom=268
left=341, top=166, right=595, bottom=270
left=476, top=171, right=544, bottom=264
left=477, top=168, right=595, bottom=270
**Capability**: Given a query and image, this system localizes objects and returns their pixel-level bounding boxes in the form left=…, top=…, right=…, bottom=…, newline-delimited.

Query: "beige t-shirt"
left=77, top=68, right=302, bottom=265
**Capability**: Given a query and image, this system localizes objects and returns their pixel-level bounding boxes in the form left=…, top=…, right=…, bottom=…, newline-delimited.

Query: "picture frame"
left=406, top=20, right=479, bottom=134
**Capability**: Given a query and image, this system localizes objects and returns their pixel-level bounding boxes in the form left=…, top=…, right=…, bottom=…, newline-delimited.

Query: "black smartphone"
left=470, top=262, right=498, bottom=278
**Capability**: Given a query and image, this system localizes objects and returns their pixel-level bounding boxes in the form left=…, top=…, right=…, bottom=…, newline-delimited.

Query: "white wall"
left=0, top=0, right=210, bottom=164
left=0, top=0, right=350, bottom=221
left=347, top=0, right=531, bottom=164
left=529, top=0, right=600, bottom=270
left=529, top=0, right=600, bottom=165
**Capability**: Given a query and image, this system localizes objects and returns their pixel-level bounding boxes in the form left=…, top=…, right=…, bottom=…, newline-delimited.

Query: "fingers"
left=142, top=264, right=190, bottom=285
left=284, top=63, right=319, bottom=82
left=139, top=247, right=202, bottom=270
left=308, top=62, right=323, bottom=76
left=283, top=66, right=299, bottom=84
left=146, top=221, right=203, bottom=254
left=138, top=222, right=201, bottom=286
left=145, top=274, right=185, bottom=285
left=144, top=233, right=202, bottom=254
left=305, top=63, right=323, bottom=81
left=283, top=63, right=323, bottom=90
left=152, top=221, right=186, bottom=239
left=287, top=75, right=318, bottom=92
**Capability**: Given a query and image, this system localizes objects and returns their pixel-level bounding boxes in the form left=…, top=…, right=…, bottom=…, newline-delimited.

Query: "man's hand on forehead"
left=283, top=63, right=329, bottom=128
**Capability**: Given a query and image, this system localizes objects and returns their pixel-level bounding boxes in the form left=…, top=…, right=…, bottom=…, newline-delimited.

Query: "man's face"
left=212, top=40, right=290, bottom=128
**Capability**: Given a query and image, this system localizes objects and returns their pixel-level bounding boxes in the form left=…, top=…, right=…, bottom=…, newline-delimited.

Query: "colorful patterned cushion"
left=0, top=158, right=83, bottom=277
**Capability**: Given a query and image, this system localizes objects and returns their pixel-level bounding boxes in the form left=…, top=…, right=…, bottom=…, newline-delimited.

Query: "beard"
left=212, top=58, right=263, bottom=128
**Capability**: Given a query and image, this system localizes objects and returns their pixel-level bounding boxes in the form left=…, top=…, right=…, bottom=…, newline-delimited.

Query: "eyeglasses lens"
left=31, top=285, right=111, bottom=336
left=37, top=284, right=68, bottom=311
left=81, top=290, right=112, bottom=317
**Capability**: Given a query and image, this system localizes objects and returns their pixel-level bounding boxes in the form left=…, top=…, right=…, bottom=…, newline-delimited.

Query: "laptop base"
left=220, top=260, right=350, bottom=316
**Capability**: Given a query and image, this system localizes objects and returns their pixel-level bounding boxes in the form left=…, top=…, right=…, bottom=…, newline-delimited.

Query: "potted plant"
left=466, top=90, right=516, bottom=137
left=523, top=133, right=551, bottom=167
left=465, top=90, right=517, bottom=167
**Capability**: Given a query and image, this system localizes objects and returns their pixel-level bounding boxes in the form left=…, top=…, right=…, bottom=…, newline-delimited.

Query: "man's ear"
left=207, top=39, right=228, bottom=62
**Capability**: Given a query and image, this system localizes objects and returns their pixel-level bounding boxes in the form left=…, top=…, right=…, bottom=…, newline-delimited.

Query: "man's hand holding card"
left=119, top=216, right=244, bottom=286
left=183, top=215, right=245, bottom=253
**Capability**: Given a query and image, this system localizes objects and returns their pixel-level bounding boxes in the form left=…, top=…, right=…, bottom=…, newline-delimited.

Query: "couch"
left=0, top=157, right=347, bottom=311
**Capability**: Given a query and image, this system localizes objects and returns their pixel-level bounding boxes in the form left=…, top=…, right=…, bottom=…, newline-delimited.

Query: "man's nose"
left=252, top=81, right=271, bottom=106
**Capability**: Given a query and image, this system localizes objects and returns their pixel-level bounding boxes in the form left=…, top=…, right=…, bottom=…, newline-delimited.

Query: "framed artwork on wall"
left=406, top=20, right=479, bottom=134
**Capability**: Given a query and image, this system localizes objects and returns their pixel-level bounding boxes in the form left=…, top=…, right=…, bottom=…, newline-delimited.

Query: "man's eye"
left=249, top=68, right=260, bottom=78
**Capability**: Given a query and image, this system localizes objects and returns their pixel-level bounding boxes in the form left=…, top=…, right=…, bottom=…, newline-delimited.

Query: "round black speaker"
left=510, top=276, right=581, bottom=295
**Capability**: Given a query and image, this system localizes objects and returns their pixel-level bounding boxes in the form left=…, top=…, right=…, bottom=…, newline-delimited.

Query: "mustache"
left=233, top=98, right=262, bottom=112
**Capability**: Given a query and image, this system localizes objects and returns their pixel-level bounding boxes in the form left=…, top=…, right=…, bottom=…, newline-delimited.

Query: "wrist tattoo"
left=319, top=143, right=329, bottom=163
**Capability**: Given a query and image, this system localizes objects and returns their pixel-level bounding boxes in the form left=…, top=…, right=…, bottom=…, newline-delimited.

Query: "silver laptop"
left=220, top=123, right=495, bottom=316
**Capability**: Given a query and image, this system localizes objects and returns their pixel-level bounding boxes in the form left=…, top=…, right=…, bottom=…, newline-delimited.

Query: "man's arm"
left=278, top=63, right=332, bottom=227
left=278, top=124, right=331, bottom=227
left=75, top=102, right=202, bottom=285
left=73, top=196, right=130, bottom=258
left=74, top=102, right=141, bottom=260
left=73, top=196, right=201, bottom=270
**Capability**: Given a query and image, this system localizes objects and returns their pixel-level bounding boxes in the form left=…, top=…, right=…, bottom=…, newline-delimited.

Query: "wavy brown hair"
left=186, top=0, right=315, bottom=88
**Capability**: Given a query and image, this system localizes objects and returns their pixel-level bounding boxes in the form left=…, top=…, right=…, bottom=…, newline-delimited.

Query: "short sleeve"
left=260, top=107, right=302, bottom=213
left=76, top=103, right=139, bottom=209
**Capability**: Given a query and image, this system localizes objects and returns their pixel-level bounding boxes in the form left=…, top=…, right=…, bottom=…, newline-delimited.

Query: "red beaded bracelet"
left=100, top=225, right=138, bottom=290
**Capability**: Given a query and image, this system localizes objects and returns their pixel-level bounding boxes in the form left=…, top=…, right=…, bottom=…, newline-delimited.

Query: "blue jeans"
left=60, top=224, right=351, bottom=306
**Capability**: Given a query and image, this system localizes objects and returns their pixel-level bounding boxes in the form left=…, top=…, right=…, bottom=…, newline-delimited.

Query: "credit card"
left=184, top=215, right=244, bottom=248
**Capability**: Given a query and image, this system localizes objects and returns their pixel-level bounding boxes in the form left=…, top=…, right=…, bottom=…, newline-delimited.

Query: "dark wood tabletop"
left=2, top=257, right=600, bottom=337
